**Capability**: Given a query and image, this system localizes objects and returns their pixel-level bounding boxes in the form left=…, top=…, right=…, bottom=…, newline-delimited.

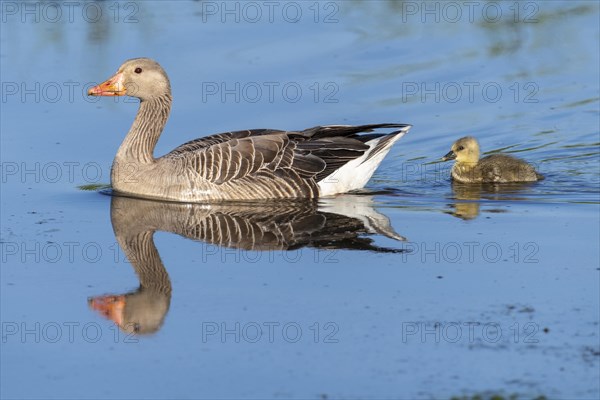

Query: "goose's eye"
left=457, top=146, right=465, bottom=151
left=134, top=67, right=142, bottom=74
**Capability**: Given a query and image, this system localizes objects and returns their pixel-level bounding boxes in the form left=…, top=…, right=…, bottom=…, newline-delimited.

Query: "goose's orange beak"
left=88, top=73, right=126, bottom=96
left=88, top=295, right=126, bottom=326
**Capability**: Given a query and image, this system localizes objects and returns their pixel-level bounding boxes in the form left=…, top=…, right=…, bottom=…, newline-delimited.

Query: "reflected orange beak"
left=88, top=72, right=126, bottom=96
left=88, top=295, right=126, bottom=326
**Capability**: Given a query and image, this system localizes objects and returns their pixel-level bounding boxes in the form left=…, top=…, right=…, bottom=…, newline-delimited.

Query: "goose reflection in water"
left=447, top=182, right=540, bottom=220
left=89, top=194, right=407, bottom=334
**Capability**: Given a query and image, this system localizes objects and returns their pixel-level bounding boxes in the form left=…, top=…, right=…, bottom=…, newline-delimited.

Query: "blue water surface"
left=1, top=1, right=599, bottom=399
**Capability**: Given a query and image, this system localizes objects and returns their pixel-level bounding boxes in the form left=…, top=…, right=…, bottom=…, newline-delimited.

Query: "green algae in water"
left=77, top=184, right=111, bottom=191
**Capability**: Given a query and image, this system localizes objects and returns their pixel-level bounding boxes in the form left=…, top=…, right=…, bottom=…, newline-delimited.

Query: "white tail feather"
left=317, top=130, right=407, bottom=196
left=318, top=195, right=406, bottom=241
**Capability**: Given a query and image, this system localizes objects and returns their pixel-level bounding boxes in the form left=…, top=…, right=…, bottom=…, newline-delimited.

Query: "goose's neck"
left=115, top=94, right=172, bottom=164
left=452, top=161, right=480, bottom=181
left=122, top=230, right=172, bottom=295
left=455, top=161, right=477, bottom=170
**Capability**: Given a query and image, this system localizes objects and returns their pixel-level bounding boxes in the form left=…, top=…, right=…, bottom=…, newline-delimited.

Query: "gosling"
left=441, top=136, right=543, bottom=183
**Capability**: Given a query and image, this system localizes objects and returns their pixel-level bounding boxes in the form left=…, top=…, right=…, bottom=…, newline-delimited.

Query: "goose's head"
left=442, top=136, right=480, bottom=163
left=88, top=58, right=171, bottom=101
left=89, top=291, right=170, bottom=335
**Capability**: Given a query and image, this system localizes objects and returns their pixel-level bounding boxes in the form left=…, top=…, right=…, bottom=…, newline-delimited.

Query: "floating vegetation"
left=77, top=184, right=111, bottom=191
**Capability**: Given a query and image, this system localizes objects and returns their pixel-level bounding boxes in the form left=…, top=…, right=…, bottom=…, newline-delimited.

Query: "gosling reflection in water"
left=89, top=194, right=406, bottom=334
left=447, top=182, right=538, bottom=220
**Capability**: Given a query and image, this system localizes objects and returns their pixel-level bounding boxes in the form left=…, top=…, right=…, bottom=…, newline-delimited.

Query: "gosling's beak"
left=88, top=72, right=126, bottom=96
left=441, top=150, right=457, bottom=161
left=88, top=295, right=126, bottom=326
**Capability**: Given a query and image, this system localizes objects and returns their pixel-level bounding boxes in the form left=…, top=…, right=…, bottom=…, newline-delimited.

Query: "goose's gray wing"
left=480, top=163, right=503, bottom=183
left=167, top=129, right=285, bottom=154
left=479, top=154, right=532, bottom=183
left=110, top=196, right=406, bottom=253
left=163, top=124, right=410, bottom=186
left=168, top=132, right=326, bottom=184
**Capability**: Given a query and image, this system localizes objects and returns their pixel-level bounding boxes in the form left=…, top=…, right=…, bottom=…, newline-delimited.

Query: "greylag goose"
left=89, top=194, right=406, bottom=333
left=441, top=136, right=543, bottom=183
left=88, top=58, right=411, bottom=202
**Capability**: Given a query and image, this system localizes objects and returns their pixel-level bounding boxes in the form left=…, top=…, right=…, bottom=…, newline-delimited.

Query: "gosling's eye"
left=457, top=146, right=465, bottom=151
left=134, top=67, right=142, bottom=74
